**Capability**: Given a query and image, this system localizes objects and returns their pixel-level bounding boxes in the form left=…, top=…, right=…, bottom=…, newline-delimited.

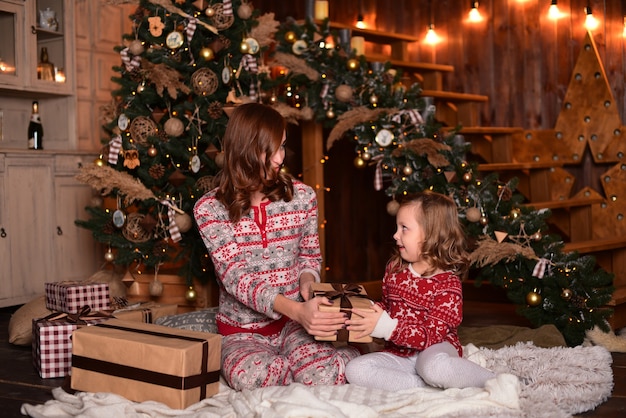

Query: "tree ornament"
left=509, top=208, right=521, bottom=219
left=387, top=200, right=400, bottom=216
left=335, top=84, right=353, bottom=103
left=361, top=151, right=372, bottom=161
left=185, top=286, right=197, bottom=302
left=104, top=248, right=115, bottom=262
left=479, top=215, right=489, bottom=225
left=200, top=47, right=215, bottom=61
left=148, top=16, right=165, bottom=37
left=123, top=149, right=140, bottom=169
left=402, top=165, right=413, bottom=176
left=164, top=117, right=185, bottom=137
left=166, top=30, right=184, bottom=49
left=466, top=207, right=482, bottom=222
left=168, top=169, right=187, bottom=187
left=292, top=39, right=307, bottom=55
left=94, top=156, right=105, bottom=167
left=561, top=288, right=573, bottom=300
left=526, top=291, right=542, bottom=306
left=284, top=31, right=297, bottom=43
left=128, top=39, right=144, bottom=56
left=149, top=278, right=164, bottom=297
left=326, top=107, right=335, bottom=119
left=237, top=2, right=253, bottom=19
left=205, top=6, right=216, bottom=17
left=353, top=156, right=365, bottom=168
left=174, top=212, right=193, bottom=233
left=346, top=58, right=360, bottom=71
left=192, top=0, right=209, bottom=11
left=147, top=146, right=158, bottom=157
left=462, top=172, right=473, bottom=182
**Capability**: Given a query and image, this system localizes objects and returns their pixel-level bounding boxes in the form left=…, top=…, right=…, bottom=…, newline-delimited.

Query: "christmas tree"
left=76, top=0, right=280, bottom=291
left=75, top=1, right=613, bottom=345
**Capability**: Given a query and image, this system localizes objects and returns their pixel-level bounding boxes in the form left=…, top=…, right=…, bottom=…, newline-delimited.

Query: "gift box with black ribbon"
left=310, top=283, right=374, bottom=343
left=32, top=307, right=112, bottom=378
left=70, top=319, right=221, bottom=409
left=111, top=302, right=178, bottom=323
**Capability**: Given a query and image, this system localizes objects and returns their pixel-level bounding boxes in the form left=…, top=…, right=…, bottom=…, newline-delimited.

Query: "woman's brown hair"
left=388, top=191, right=469, bottom=277
left=215, top=103, right=294, bottom=223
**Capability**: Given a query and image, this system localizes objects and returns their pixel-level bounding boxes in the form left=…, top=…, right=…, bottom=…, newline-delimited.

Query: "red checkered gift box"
left=32, top=309, right=111, bottom=378
left=45, top=282, right=110, bottom=314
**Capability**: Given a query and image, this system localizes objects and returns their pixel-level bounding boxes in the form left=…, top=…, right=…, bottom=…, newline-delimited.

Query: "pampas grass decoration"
left=76, top=164, right=156, bottom=206
left=249, top=13, right=280, bottom=47
left=272, top=52, right=319, bottom=81
left=327, top=107, right=392, bottom=149
left=391, top=138, right=452, bottom=167
left=469, top=235, right=537, bottom=267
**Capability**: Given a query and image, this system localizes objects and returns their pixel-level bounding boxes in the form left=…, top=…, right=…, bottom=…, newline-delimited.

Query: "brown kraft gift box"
left=71, top=319, right=221, bottom=409
left=111, top=302, right=178, bottom=323
left=310, top=283, right=374, bottom=343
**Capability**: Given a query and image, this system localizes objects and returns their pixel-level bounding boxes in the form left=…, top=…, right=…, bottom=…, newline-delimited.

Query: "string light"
left=584, top=3, right=599, bottom=31
left=548, top=0, right=562, bottom=20
left=356, top=0, right=366, bottom=29
left=424, top=24, right=440, bottom=44
left=468, top=1, right=483, bottom=23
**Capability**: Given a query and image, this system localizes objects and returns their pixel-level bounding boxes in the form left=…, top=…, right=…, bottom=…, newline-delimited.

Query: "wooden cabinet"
left=0, top=0, right=76, bottom=150
left=0, top=151, right=99, bottom=307
left=0, top=0, right=74, bottom=94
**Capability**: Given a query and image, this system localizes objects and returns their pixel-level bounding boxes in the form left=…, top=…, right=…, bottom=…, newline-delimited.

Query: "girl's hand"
left=346, top=304, right=384, bottom=340
left=299, top=272, right=316, bottom=301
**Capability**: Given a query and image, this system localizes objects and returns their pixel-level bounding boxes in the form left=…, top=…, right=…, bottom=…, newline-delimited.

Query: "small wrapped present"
left=311, top=283, right=375, bottom=343
left=111, top=302, right=178, bottom=323
left=45, top=281, right=110, bottom=314
left=71, top=319, right=222, bottom=409
left=32, top=307, right=112, bottom=378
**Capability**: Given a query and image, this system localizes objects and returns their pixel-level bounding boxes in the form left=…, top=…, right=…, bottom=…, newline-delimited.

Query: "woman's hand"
left=346, top=304, right=384, bottom=340
left=299, top=272, right=316, bottom=301
left=274, top=294, right=347, bottom=337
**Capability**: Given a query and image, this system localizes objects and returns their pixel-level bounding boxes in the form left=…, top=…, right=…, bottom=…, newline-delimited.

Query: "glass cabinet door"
left=0, top=2, right=25, bottom=88
left=30, top=0, right=72, bottom=94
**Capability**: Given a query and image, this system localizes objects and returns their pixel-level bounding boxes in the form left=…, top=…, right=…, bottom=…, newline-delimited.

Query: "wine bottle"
left=28, top=101, right=43, bottom=150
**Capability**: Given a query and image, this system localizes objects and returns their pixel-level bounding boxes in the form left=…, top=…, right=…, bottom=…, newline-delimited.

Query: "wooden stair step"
left=421, top=90, right=488, bottom=102
left=563, top=237, right=626, bottom=254
left=527, top=196, right=604, bottom=210
left=478, top=161, right=563, bottom=171
left=478, top=162, right=565, bottom=202
left=453, top=126, right=524, bottom=163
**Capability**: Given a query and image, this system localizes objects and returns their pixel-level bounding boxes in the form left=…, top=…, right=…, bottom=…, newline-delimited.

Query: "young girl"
left=193, top=103, right=359, bottom=391
left=345, top=191, right=496, bottom=391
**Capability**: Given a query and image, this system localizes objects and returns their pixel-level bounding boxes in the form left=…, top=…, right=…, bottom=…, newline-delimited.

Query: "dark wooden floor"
left=1, top=300, right=625, bottom=417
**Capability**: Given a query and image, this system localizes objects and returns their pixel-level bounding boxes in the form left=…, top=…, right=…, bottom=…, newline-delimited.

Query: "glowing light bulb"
left=468, top=1, right=483, bottom=23
left=356, top=13, right=366, bottom=29
left=548, top=1, right=562, bottom=20
left=424, top=24, right=440, bottom=45
left=584, top=6, right=599, bottom=31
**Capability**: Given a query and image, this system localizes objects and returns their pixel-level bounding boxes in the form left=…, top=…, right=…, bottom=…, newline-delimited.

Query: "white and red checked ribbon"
left=161, top=200, right=182, bottom=243
left=108, top=134, right=122, bottom=165
left=120, top=47, right=141, bottom=72
left=186, top=17, right=198, bottom=65
left=391, top=109, right=423, bottom=126
left=186, top=17, right=197, bottom=42
left=222, top=0, right=233, bottom=15
left=248, top=81, right=258, bottom=102
left=532, top=258, right=549, bottom=278
left=320, top=82, right=329, bottom=99
left=241, top=54, right=258, bottom=73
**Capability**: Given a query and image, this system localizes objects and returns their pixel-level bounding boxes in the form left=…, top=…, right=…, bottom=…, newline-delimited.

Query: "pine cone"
left=208, top=101, right=223, bottom=119
left=103, top=220, right=116, bottom=235
left=149, top=163, right=165, bottom=179
left=498, top=185, right=513, bottom=201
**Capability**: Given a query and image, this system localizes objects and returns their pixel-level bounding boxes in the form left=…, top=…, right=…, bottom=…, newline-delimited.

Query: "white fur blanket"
left=21, top=343, right=613, bottom=418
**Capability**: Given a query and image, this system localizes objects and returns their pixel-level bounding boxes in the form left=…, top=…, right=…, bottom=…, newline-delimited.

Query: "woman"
left=194, top=103, right=359, bottom=391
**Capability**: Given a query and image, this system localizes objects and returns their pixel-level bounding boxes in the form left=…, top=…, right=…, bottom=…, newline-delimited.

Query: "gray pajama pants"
left=221, top=319, right=360, bottom=391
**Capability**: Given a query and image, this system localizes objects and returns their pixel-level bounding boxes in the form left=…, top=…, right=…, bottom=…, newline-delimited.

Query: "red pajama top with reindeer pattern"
left=193, top=181, right=322, bottom=331
left=379, top=265, right=464, bottom=357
